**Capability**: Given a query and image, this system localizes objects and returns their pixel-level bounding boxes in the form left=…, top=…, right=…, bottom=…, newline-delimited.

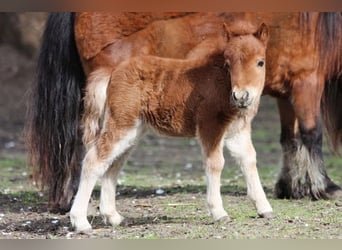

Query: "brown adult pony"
left=69, top=24, right=271, bottom=232
left=27, top=12, right=342, bottom=213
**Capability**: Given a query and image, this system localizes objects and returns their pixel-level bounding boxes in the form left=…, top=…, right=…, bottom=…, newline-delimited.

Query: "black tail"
left=316, top=12, right=342, bottom=79
left=26, top=12, right=85, bottom=213
left=319, top=13, right=342, bottom=152
left=322, top=75, right=342, bottom=152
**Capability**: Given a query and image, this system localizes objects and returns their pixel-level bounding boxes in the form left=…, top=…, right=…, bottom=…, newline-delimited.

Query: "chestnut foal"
left=70, top=23, right=272, bottom=233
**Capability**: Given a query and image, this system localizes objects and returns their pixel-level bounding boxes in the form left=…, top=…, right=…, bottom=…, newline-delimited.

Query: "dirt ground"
left=0, top=42, right=341, bottom=239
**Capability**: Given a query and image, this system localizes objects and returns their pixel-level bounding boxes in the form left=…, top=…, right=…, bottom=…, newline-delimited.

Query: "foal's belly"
left=142, top=105, right=197, bottom=138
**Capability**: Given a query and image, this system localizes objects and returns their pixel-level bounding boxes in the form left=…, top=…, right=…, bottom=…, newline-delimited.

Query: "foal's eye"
left=257, top=60, right=264, bottom=67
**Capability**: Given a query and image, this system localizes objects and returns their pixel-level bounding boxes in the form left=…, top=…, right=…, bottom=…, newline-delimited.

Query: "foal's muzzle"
left=231, top=90, right=252, bottom=109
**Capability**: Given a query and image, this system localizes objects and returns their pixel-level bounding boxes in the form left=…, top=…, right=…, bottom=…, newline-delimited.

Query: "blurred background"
left=0, top=13, right=47, bottom=158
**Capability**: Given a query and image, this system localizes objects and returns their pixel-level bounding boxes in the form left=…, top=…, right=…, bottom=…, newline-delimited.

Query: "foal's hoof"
left=215, top=215, right=232, bottom=223
left=105, top=214, right=125, bottom=227
left=74, top=226, right=93, bottom=235
left=258, top=212, right=274, bottom=219
left=212, top=210, right=232, bottom=223
left=71, top=221, right=93, bottom=234
left=211, top=208, right=229, bottom=221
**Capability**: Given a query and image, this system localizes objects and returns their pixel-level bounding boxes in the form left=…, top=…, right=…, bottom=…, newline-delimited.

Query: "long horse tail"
left=317, top=12, right=342, bottom=151
left=82, top=68, right=112, bottom=148
left=322, top=75, right=342, bottom=151
left=26, top=13, right=85, bottom=213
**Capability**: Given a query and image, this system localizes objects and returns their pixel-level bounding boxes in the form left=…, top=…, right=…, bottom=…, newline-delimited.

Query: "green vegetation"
left=0, top=97, right=341, bottom=238
left=0, top=157, right=33, bottom=193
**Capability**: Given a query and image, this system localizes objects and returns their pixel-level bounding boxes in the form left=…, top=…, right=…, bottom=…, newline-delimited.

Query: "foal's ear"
left=223, top=22, right=232, bottom=41
left=254, top=23, right=269, bottom=45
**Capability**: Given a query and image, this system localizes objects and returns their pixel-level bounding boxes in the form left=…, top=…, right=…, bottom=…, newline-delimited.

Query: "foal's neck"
left=186, top=38, right=225, bottom=58
left=185, top=38, right=226, bottom=68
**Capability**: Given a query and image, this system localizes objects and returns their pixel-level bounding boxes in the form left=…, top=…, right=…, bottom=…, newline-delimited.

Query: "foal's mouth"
left=231, top=98, right=254, bottom=109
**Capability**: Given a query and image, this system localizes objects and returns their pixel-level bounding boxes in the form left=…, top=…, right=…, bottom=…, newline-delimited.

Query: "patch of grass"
left=325, top=155, right=342, bottom=184
left=13, top=191, right=44, bottom=206
left=119, top=161, right=205, bottom=188
left=0, top=190, right=46, bottom=213
left=0, top=157, right=33, bottom=193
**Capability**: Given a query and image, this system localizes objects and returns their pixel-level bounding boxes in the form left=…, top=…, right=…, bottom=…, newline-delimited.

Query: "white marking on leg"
left=225, top=124, right=273, bottom=216
left=70, top=146, right=105, bottom=233
left=83, top=68, right=111, bottom=148
left=201, top=140, right=228, bottom=221
left=70, top=120, right=143, bottom=232
left=100, top=150, right=132, bottom=226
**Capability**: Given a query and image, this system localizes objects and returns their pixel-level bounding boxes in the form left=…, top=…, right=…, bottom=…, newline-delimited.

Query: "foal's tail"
left=82, top=68, right=112, bottom=148
left=26, top=13, right=85, bottom=213
left=317, top=12, right=342, bottom=151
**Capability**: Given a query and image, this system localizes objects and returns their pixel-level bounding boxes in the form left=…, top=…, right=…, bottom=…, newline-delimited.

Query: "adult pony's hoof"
left=275, top=177, right=342, bottom=200
left=326, top=189, right=342, bottom=199
left=325, top=183, right=342, bottom=200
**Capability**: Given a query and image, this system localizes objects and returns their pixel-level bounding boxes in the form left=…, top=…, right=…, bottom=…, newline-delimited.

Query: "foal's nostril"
left=232, top=91, right=238, bottom=101
left=232, top=90, right=249, bottom=101
left=232, top=90, right=251, bottom=108
left=242, top=91, right=249, bottom=101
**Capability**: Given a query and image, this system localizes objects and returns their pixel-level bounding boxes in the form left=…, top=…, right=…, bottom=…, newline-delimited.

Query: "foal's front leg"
left=200, top=137, right=229, bottom=221
left=225, top=124, right=273, bottom=218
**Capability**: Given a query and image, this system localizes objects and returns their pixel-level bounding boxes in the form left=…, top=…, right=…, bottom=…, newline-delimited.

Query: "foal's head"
left=223, top=23, right=269, bottom=110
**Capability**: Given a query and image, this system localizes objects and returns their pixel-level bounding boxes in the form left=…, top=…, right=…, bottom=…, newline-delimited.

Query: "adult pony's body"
left=27, top=12, right=342, bottom=213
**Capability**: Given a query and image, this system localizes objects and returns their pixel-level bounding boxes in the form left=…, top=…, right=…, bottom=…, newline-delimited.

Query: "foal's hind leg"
left=225, top=124, right=273, bottom=218
left=70, top=121, right=142, bottom=233
left=69, top=145, right=108, bottom=233
left=99, top=149, right=133, bottom=226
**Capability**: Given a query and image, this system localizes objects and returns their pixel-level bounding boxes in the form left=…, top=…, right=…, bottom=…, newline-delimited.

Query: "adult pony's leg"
left=275, top=74, right=342, bottom=199
left=99, top=149, right=133, bottom=226
left=225, top=123, right=273, bottom=218
left=274, top=98, right=302, bottom=198
left=70, top=121, right=142, bottom=233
